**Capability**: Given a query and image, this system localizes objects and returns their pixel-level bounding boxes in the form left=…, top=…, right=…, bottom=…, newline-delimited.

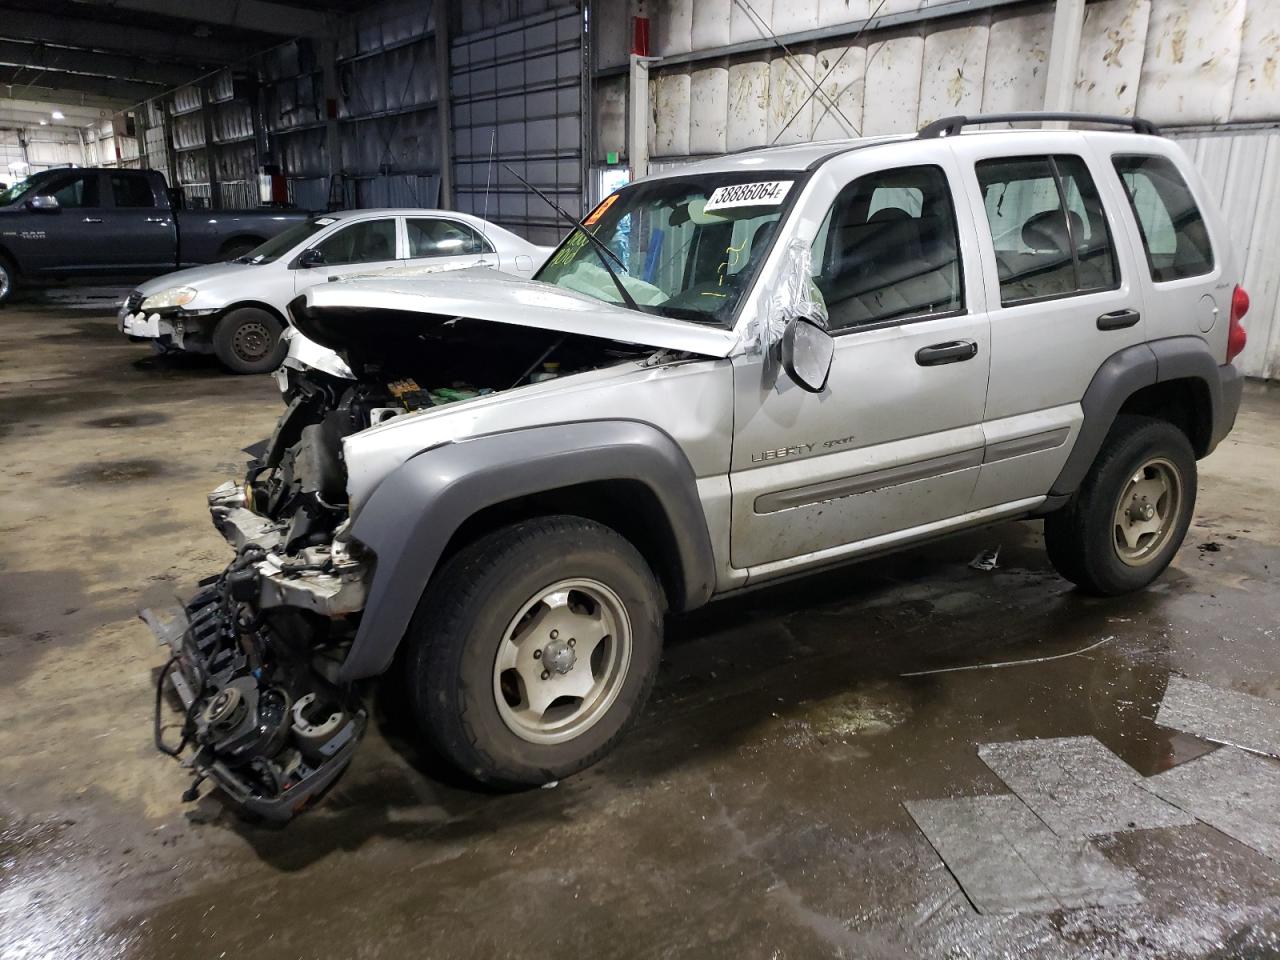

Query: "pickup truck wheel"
left=213, top=307, right=287, bottom=374
left=405, top=516, right=665, bottom=788
left=0, top=254, right=14, bottom=305
left=1044, top=415, right=1196, bottom=596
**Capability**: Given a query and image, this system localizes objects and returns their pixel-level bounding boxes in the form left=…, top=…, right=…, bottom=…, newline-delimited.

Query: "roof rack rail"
left=917, top=112, right=1161, bottom=139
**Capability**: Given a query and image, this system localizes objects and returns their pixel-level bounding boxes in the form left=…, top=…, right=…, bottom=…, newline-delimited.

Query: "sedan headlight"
left=140, top=286, right=198, bottom=311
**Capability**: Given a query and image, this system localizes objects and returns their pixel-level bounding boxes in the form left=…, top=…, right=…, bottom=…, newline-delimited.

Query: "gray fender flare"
left=339, top=420, right=717, bottom=682
left=1050, top=336, right=1228, bottom=497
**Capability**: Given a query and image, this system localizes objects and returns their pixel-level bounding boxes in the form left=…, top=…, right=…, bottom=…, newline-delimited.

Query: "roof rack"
left=917, top=112, right=1162, bottom=139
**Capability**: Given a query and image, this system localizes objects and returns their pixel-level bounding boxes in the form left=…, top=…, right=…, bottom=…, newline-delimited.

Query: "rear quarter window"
left=1112, top=155, right=1214, bottom=282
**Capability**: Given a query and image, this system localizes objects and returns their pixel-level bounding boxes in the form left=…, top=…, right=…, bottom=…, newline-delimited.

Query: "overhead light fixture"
left=51, top=110, right=64, bottom=120
left=39, top=119, right=47, bottom=125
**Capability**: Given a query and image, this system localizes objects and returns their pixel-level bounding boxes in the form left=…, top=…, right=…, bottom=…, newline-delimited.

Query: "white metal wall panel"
left=862, top=34, right=924, bottom=135
left=1230, top=0, right=1280, bottom=121
left=594, top=74, right=626, bottom=160
left=770, top=0, right=818, bottom=37
left=1175, top=131, right=1280, bottom=379
left=730, top=0, right=772, bottom=44
left=918, top=23, right=990, bottom=129
left=659, top=0, right=694, bottom=55
left=726, top=58, right=770, bottom=151
left=767, top=52, right=817, bottom=145
left=691, top=0, right=732, bottom=49
left=811, top=43, right=865, bottom=140
left=654, top=70, right=692, bottom=156
left=689, top=65, right=730, bottom=155
left=819, top=0, right=869, bottom=28
left=1074, top=0, right=1149, bottom=117
left=1136, top=0, right=1247, bottom=125
left=981, top=7, right=1051, bottom=114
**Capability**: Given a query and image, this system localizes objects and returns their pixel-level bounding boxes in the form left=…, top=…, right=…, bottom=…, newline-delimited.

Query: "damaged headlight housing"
left=141, top=286, right=198, bottom=311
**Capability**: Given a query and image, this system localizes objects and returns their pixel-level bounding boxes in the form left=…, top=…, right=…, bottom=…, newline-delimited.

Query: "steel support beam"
left=0, top=67, right=162, bottom=105
left=597, top=0, right=1038, bottom=76
left=0, top=39, right=199, bottom=87
left=0, top=9, right=246, bottom=65
left=75, top=0, right=328, bottom=37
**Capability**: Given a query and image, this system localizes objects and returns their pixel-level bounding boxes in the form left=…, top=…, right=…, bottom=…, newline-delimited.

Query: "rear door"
left=402, top=216, right=496, bottom=273
left=103, top=171, right=174, bottom=270
left=728, top=143, right=993, bottom=580
left=292, top=216, right=401, bottom=294
left=947, top=134, right=1148, bottom=510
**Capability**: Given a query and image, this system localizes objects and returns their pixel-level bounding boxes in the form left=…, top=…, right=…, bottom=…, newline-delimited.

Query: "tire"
left=404, top=515, right=665, bottom=788
left=0, top=253, right=15, bottom=306
left=212, top=307, right=286, bottom=374
left=1044, top=415, right=1197, bottom=596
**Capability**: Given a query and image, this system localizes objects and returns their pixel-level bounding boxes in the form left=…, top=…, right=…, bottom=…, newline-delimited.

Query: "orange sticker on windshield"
left=584, top=193, right=619, bottom=226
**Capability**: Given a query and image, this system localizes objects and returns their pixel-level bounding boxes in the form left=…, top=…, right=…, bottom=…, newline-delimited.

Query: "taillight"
left=1227, top=285, right=1249, bottom=363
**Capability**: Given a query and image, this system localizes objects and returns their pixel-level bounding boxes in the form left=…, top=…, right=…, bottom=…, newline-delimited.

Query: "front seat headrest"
left=1022, top=209, right=1084, bottom=254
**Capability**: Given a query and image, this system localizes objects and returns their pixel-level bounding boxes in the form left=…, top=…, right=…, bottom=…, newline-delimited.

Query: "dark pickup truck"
left=0, top=167, right=310, bottom=304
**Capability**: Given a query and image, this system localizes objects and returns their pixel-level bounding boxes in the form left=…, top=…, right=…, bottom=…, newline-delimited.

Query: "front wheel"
left=404, top=516, right=665, bottom=788
left=1044, top=415, right=1197, bottom=595
left=213, top=307, right=286, bottom=374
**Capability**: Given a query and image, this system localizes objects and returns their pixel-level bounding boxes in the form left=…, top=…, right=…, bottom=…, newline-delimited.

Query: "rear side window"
left=976, top=154, right=1118, bottom=306
left=810, top=164, right=964, bottom=330
left=406, top=218, right=492, bottom=258
left=1113, top=155, right=1214, bottom=282
left=111, top=173, right=156, bottom=208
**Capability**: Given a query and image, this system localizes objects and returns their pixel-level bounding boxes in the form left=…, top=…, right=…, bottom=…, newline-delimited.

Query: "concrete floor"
left=2, top=294, right=1279, bottom=959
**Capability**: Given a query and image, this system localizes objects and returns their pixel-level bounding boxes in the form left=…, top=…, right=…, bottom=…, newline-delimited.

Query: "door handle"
left=83, top=217, right=103, bottom=224
left=1097, top=308, right=1140, bottom=330
left=915, top=340, right=978, bottom=366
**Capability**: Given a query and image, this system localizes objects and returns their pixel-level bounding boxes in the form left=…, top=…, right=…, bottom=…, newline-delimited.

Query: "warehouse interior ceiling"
left=0, top=0, right=365, bottom=108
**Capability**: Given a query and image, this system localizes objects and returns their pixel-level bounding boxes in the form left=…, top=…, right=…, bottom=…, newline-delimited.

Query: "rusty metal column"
left=321, top=32, right=341, bottom=209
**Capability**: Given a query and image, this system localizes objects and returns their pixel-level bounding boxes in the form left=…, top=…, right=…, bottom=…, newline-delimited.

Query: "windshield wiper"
left=502, top=164, right=640, bottom=313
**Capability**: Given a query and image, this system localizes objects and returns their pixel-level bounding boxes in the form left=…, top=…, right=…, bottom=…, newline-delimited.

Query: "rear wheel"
left=212, top=307, right=286, bottom=374
left=404, top=516, right=665, bottom=788
left=1044, top=415, right=1196, bottom=595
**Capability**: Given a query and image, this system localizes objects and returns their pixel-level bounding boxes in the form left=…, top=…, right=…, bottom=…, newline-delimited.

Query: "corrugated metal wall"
left=451, top=4, right=586, bottom=244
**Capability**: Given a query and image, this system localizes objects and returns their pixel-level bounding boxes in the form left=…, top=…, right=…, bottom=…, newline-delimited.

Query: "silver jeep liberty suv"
left=151, top=113, right=1247, bottom=820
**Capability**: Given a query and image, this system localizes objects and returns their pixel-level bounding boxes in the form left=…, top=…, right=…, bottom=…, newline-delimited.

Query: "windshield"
left=237, top=217, right=336, bottom=264
left=535, top=173, right=798, bottom=325
left=0, top=175, right=40, bottom=206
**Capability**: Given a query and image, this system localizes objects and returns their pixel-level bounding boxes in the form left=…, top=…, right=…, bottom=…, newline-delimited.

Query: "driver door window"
left=295, top=218, right=399, bottom=294
left=312, top=219, right=398, bottom=266
left=47, top=172, right=102, bottom=208
left=810, top=165, right=964, bottom=330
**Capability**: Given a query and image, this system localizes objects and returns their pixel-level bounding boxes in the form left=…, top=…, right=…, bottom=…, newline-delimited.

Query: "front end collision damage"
left=146, top=483, right=373, bottom=821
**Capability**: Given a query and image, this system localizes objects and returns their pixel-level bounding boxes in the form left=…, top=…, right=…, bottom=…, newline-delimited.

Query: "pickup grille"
left=124, top=292, right=143, bottom=313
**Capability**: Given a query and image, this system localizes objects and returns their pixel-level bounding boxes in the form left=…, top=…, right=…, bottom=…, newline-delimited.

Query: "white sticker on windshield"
left=703, top=180, right=792, bottom=212
left=314, top=217, right=336, bottom=226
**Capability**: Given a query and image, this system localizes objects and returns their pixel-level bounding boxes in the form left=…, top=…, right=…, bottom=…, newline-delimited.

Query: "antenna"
left=479, top=129, right=495, bottom=242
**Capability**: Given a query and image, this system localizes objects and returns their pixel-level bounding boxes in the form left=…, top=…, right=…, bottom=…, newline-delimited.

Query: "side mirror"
left=27, top=194, right=59, bottom=213
left=780, top=317, right=834, bottom=393
left=296, top=247, right=325, bottom=268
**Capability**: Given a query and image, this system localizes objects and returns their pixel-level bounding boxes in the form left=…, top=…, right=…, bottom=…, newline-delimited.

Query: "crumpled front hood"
left=294, top=267, right=739, bottom=359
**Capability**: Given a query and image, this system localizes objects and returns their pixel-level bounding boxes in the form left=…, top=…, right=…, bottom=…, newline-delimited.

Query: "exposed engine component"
left=147, top=568, right=366, bottom=821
